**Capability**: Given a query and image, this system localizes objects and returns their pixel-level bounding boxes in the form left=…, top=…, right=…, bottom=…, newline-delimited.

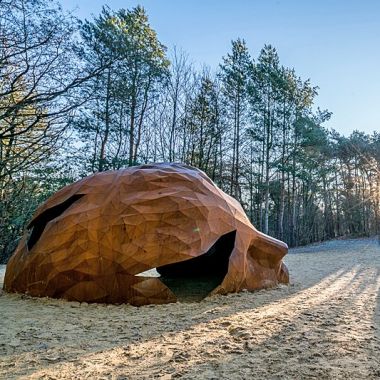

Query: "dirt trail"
left=0, top=238, right=379, bottom=379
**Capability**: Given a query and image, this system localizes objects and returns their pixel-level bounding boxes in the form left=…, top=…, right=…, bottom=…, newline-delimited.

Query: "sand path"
left=0, top=238, right=379, bottom=379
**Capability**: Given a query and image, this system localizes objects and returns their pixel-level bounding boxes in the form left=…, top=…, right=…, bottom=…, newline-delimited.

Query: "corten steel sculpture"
left=4, top=163, right=289, bottom=306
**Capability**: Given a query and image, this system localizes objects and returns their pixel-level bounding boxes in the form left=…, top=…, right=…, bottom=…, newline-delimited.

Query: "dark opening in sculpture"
left=4, top=163, right=289, bottom=306
left=27, top=194, right=84, bottom=250
left=158, top=231, right=236, bottom=301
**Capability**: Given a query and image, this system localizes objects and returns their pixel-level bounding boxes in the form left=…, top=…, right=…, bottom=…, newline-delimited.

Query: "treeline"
left=1, top=0, right=379, bottom=262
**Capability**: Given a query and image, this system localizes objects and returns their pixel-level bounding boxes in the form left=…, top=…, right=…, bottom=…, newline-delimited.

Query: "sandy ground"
left=0, top=238, right=379, bottom=379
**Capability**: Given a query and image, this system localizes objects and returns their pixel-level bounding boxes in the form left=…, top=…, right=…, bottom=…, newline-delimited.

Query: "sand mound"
left=1, top=237, right=379, bottom=379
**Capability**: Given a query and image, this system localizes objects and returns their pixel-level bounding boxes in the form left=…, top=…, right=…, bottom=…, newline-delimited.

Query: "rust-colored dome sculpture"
left=4, top=163, right=289, bottom=306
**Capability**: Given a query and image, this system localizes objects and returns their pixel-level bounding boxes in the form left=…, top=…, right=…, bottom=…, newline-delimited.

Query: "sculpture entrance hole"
left=27, top=194, right=84, bottom=250
left=156, top=230, right=236, bottom=302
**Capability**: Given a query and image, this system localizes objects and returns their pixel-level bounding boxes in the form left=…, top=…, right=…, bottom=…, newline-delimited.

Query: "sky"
left=60, top=0, right=380, bottom=136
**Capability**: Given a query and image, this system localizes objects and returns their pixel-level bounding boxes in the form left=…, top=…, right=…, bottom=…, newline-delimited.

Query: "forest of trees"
left=1, top=0, right=379, bottom=263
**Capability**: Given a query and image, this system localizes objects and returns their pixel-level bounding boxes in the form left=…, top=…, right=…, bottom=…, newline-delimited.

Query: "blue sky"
left=61, top=0, right=380, bottom=136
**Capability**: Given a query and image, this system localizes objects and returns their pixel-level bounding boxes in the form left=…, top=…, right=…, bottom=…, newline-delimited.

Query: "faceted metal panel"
left=4, top=163, right=289, bottom=306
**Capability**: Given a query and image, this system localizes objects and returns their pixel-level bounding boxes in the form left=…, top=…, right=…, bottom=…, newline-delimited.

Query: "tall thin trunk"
left=278, top=100, right=287, bottom=240
left=133, top=78, right=151, bottom=163
left=99, top=68, right=111, bottom=172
